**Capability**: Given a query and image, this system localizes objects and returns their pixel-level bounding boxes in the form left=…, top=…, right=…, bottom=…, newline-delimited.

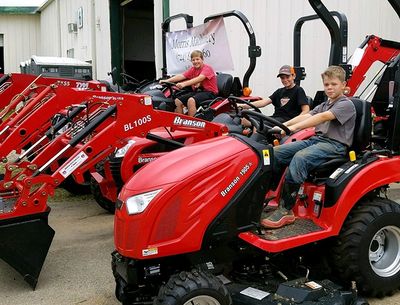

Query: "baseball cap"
left=277, top=65, right=294, bottom=77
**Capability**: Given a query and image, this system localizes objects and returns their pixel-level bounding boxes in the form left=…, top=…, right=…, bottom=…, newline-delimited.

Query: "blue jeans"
left=274, top=136, right=348, bottom=184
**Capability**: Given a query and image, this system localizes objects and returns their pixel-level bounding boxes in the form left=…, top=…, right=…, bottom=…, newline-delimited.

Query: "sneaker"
left=261, top=207, right=295, bottom=229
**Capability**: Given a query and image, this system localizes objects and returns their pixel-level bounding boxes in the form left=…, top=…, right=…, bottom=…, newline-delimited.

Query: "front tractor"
left=111, top=56, right=400, bottom=305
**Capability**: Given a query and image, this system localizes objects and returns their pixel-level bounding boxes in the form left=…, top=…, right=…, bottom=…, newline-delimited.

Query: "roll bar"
left=161, top=14, right=194, bottom=77
left=204, top=10, right=261, bottom=88
left=293, top=10, right=348, bottom=68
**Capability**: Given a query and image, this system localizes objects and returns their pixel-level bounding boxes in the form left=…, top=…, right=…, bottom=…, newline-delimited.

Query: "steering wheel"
left=241, top=110, right=291, bottom=136
left=227, top=96, right=262, bottom=115
left=159, top=81, right=182, bottom=100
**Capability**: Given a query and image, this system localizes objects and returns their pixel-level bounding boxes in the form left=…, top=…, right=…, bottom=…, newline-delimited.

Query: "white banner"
left=165, top=17, right=234, bottom=75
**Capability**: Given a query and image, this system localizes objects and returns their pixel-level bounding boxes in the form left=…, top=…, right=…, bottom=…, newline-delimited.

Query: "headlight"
left=115, top=139, right=136, bottom=158
left=126, top=189, right=161, bottom=215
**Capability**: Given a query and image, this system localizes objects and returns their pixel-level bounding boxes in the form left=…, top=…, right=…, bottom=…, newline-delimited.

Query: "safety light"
left=115, top=139, right=136, bottom=158
left=125, top=189, right=161, bottom=215
left=349, top=150, right=356, bottom=162
left=242, top=87, right=252, bottom=97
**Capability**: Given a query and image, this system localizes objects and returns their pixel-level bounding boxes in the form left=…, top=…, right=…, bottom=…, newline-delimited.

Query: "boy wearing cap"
left=239, top=65, right=309, bottom=122
left=261, top=66, right=356, bottom=229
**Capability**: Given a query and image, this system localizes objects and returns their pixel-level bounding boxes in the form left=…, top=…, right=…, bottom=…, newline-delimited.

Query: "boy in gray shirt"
left=262, top=66, right=356, bottom=229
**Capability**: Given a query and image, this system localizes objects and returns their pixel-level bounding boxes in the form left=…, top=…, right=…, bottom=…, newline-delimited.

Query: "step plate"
left=262, top=219, right=323, bottom=241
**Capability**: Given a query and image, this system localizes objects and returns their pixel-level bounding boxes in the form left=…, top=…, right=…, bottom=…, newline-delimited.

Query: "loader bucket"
left=0, top=208, right=55, bottom=289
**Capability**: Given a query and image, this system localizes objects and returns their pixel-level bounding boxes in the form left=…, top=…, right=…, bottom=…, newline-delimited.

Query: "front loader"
left=0, top=89, right=227, bottom=289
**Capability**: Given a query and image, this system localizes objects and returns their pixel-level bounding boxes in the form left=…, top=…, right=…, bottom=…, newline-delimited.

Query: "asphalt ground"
left=0, top=186, right=400, bottom=305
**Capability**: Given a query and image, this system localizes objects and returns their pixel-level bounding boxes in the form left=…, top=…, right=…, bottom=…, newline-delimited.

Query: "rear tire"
left=90, top=177, right=115, bottom=213
left=331, top=197, right=400, bottom=297
left=154, top=270, right=231, bottom=305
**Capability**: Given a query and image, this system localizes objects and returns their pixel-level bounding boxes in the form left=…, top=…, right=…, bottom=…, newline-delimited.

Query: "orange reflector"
left=273, top=139, right=280, bottom=146
left=242, top=87, right=252, bottom=97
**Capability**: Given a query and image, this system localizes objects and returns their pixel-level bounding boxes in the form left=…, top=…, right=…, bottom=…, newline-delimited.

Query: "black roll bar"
left=388, top=0, right=400, bottom=19
left=389, top=53, right=400, bottom=152
left=161, top=14, right=194, bottom=77
left=294, top=7, right=348, bottom=68
left=204, top=10, right=261, bottom=88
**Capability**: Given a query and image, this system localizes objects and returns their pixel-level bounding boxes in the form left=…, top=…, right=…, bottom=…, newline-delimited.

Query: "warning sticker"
left=59, top=152, right=89, bottom=178
left=240, top=287, right=270, bottom=300
left=305, top=281, right=322, bottom=290
left=262, top=149, right=270, bottom=165
left=142, top=247, right=158, bottom=257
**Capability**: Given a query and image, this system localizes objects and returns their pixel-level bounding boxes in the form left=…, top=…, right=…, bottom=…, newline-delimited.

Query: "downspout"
left=163, top=0, right=170, bottom=21
left=57, top=0, right=62, bottom=56
left=91, top=0, right=97, bottom=79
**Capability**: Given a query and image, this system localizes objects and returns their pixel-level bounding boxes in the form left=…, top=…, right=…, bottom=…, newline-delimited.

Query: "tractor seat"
left=308, top=98, right=372, bottom=181
left=197, top=73, right=233, bottom=108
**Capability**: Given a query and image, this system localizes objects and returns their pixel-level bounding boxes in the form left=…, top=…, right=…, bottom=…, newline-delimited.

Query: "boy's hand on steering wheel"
left=270, top=126, right=286, bottom=138
left=176, top=82, right=185, bottom=89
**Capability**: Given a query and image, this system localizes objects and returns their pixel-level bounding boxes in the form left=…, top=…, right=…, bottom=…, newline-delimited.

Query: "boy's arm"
left=284, top=113, right=312, bottom=126
left=299, top=104, right=310, bottom=115
left=288, top=110, right=335, bottom=132
left=160, top=74, right=186, bottom=83
left=177, top=74, right=206, bottom=89
left=238, top=98, right=272, bottom=109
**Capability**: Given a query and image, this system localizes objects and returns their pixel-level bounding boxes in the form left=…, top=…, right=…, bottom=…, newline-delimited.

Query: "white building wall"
left=92, top=0, right=112, bottom=80
left=157, top=0, right=400, bottom=114
left=39, top=0, right=111, bottom=79
left=40, top=0, right=61, bottom=56
left=0, top=14, right=40, bottom=73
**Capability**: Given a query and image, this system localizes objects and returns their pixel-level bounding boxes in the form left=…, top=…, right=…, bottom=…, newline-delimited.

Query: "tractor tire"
left=90, top=177, right=115, bottom=213
left=60, top=175, right=91, bottom=195
left=154, top=270, right=231, bottom=305
left=331, top=197, right=400, bottom=297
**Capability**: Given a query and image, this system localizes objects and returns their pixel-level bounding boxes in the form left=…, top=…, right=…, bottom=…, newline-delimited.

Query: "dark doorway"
left=0, top=34, right=4, bottom=74
left=122, top=0, right=155, bottom=82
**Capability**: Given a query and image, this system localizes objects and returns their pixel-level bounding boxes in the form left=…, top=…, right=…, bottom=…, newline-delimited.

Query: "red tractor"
left=111, top=2, right=400, bottom=304
left=111, top=55, right=400, bottom=305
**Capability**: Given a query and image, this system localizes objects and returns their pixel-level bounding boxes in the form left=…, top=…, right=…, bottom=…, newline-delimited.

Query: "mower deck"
left=226, top=278, right=367, bottom=305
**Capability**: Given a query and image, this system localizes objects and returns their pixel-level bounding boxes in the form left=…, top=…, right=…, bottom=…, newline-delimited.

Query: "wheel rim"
left=369, top=225, right=400, bottom=277
left=183, top=295, right=221, bottom=305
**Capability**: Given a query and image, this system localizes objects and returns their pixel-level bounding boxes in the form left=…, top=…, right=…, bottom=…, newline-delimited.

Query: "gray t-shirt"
left=310, top=96, right=356, bottom=147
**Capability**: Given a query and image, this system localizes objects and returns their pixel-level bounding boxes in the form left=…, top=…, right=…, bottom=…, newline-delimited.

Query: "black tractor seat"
left=197, top=72, right=233, bottom=108
left=307, top=97, right=372, bottom=182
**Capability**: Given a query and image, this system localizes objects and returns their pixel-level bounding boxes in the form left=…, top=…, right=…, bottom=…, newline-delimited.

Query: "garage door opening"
left=122, top=0, right=155, bottom=82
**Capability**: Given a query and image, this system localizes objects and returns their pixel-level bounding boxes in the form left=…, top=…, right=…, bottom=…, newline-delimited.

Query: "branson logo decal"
left=173, top=116, right=206, bottom=128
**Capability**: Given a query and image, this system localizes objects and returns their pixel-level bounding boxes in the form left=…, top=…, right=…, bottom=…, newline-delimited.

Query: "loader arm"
left=347, top=35, right=400, bottom=96
left=0, top=91, right=226, bottom=289
left=0, top=86, right=110, bottom=161
left=0, top=74, right=105, bottom=119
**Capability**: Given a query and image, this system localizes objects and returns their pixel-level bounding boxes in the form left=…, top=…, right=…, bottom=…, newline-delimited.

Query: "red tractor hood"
left=121, top=135, right=251, bottom=193
left=115, top=135, right=262, bottom=259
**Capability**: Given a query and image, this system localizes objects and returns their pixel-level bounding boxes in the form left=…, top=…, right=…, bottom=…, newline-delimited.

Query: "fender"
left=329, top=155, right=400, bottom=235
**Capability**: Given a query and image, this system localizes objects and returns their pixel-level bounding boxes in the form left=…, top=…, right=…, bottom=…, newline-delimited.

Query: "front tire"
left=154, top=270, right=231, bottom=305
left=90, top=177, right=115, bottom=213
left=332, top=197, right=400, bottom=297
